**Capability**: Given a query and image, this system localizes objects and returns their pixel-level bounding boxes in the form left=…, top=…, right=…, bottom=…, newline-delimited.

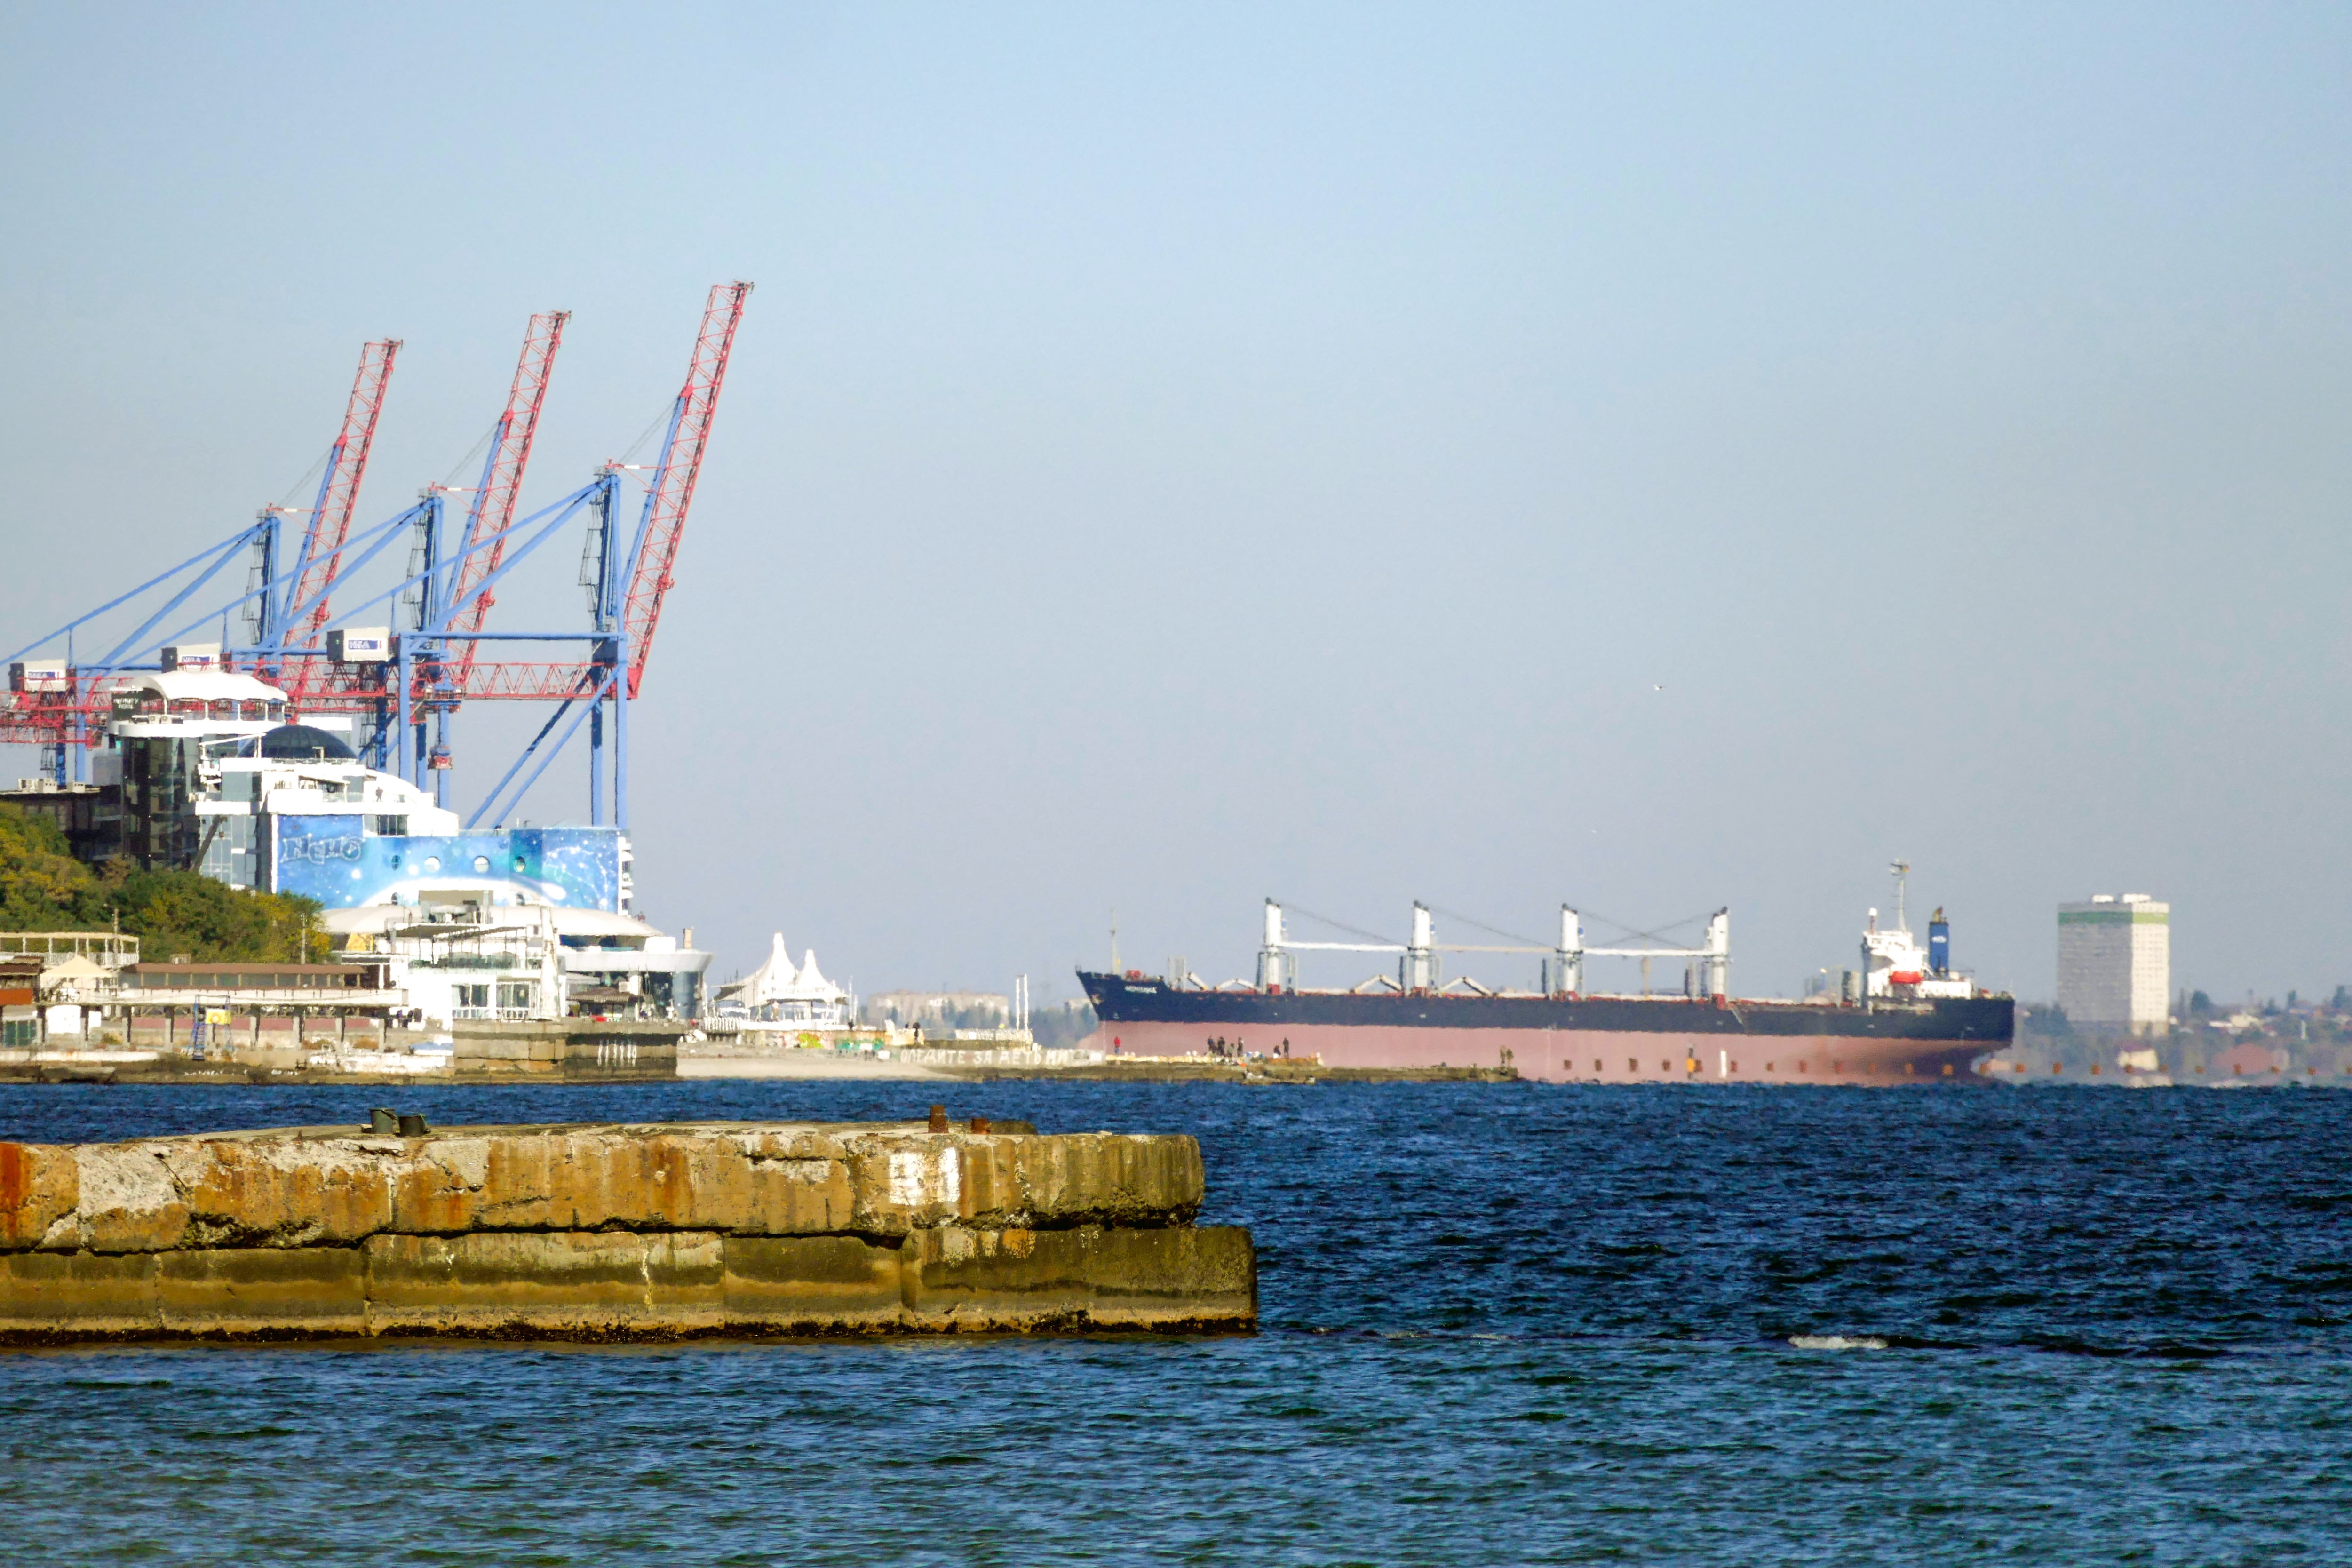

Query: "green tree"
left=0, top=802, right=96, bottom=927
left=0, top=804, right=322, bottom=961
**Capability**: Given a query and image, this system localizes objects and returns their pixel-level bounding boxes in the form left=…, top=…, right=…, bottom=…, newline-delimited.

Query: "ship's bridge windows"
left=170, top=699, right=205, bottom=716
left=240, top=700, right=268, bottom=720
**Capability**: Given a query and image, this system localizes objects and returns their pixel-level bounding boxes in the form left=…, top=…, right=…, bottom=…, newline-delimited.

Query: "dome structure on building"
left=258, top=723, right=358, bottom=762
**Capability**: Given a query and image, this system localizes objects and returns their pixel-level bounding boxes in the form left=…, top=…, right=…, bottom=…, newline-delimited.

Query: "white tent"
left=790, top=949, right=843, bottom=1003
left=39, top=953, right=113, bottom=995
left=738, top=934, right=794, bottom=1003
left=737, top=933, right=847, bottom=1006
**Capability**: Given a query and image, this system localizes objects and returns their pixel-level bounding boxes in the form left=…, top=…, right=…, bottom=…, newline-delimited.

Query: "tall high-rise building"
left=2056, top=894, right=2170, bottom=1035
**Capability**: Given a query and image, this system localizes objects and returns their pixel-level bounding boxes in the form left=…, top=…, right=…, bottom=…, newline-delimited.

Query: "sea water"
left=0, top=1080, right=2344, bottom=1565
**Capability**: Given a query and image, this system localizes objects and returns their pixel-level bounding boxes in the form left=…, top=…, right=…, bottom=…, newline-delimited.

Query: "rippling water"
left=2, top=1081, right=2346, bottom=1564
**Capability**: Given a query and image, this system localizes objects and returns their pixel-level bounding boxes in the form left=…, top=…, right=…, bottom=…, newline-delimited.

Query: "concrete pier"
left=446, top=1019, right=686, bottom=1079
left=0, top=1118, right=1254, bottom=1341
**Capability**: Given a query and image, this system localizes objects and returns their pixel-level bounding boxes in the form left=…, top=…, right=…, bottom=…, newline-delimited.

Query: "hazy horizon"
left=4, top=5, right=2349, bottom=1008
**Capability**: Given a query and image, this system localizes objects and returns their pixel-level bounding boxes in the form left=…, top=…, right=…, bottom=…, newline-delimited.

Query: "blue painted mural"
left=270, top=817, right=624, bottom=911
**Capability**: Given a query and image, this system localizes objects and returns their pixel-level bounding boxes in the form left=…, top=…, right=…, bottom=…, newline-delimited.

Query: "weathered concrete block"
left=157, top=1246, right=367, bottom=1335
left=901, top=1224, right=1092, bottom=1324
left=69, top=1143, right=192, bottom=1253
left=548, top=1130, right=699, bottom=1229
left=842, top=1130, right=1206, bottom=1233
left=846, top=1137, right=968, bottom=1234
left=389, top=1136, right=492, bottom=1233
left=0, top=1249, right=159, bottom=1335
left=365, top=1229, right=725, bottom=1335
left=902, top=1223, right=1255, bottom=1329
left=166, top=1137, right=396, bottom=1247
left=452, top=1036, right=564, bottom=1062
left=674, top=1131, right=856, bottom=1234
left=0, top=1121, right=1249, bottom=1340
left=721, top=1234, right=905, bottom=1329
left=1083, top=1226, right=1257, bottom=1328
left=0, top=1142, right=77, bottom=1250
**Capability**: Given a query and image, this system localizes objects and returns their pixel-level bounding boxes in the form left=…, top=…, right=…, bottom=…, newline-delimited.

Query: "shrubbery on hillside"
left=0, top=804, right=321, bottom=962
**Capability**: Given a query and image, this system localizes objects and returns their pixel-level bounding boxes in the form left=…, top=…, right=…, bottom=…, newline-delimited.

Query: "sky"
left=2, top=3, right=2349, bottom=1006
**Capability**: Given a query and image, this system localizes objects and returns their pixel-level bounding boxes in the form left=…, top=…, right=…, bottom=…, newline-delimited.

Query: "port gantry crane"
left=0, top=282, right=753, bottom=837
left=364, top=308, right=570, bottom=804
left=0, top=335, right=402, bottom=775
left=260, top=338, right=401, bottom=708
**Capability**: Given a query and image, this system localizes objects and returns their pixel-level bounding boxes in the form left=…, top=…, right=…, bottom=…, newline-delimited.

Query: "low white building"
left=556, top=909, right=711, bottom=1020
left=327, top=899, right=711, bottom=1026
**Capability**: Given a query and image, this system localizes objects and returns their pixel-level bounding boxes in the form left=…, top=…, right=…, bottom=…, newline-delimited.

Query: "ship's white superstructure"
left=1861, top=861, right=1974, bottom=1001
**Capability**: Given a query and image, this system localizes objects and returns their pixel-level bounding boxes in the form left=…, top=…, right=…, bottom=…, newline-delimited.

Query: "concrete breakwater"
left=0, top=1020, right=688, bottom=1086
left=0, top=1116, right=1254, bottom=1341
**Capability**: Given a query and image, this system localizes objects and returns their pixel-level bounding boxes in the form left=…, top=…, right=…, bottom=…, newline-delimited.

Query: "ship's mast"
left=1890, top=860, right=1911, bottom=935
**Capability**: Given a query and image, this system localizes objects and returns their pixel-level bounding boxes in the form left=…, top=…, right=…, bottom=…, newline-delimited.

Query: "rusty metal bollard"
left=969, top=1116, right=991, bottom=1134
left=928, top=1105, right=948, bottom=1132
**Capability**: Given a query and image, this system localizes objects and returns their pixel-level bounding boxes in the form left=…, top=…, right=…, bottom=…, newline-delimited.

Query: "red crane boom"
left=281, top=338, right=399, bottom=700
left=618, top=280, right=752, bottom=697
left=444, top=311, right=569, bottom=685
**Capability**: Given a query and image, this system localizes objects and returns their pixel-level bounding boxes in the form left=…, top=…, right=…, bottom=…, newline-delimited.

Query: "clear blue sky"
left=4, top=3, right=2349, bottom=1005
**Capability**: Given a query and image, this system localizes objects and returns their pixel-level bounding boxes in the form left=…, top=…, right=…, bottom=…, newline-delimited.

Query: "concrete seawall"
left=0, top=1119, right=1254, bottom=1341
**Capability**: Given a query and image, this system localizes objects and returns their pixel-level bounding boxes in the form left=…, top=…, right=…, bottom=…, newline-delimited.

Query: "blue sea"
left=1, top=1080, right=2345, bottom=1565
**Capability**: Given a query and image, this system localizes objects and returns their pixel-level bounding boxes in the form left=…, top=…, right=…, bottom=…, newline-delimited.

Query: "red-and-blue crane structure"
left=265, top=337, right=401, bottom=706
left=0, top=283, right=753, bottom=833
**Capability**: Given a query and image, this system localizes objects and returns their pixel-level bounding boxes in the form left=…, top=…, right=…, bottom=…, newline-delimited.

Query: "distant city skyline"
left=4, top=5, right=2349, bottom=1004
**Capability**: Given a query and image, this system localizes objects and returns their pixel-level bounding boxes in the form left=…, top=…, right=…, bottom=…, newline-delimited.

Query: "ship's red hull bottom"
left=1081, top=1021, right=1996, bottom=1086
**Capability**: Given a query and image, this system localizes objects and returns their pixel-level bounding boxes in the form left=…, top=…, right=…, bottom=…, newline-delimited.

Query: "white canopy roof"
left=739, top=933, right=846, bottom=1004
left=130, top=670, right=288, bottom=703
left=39, top=953, right=113, bottom=989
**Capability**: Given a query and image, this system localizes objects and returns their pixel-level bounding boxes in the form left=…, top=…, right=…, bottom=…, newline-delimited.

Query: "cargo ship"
left=1078, top=869, right=2012, bottom=1085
